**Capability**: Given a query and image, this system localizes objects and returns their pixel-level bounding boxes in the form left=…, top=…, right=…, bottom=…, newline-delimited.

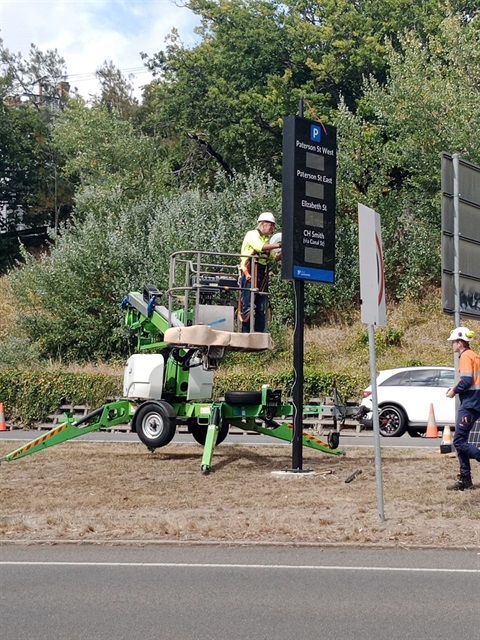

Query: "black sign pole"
left=292, top=100, right=305, bottom=471
left=292, top=277, right=305, bottom=470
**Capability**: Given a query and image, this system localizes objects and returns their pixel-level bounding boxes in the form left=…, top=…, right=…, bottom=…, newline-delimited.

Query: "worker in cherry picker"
left=239, top=212, right=282, bottom=333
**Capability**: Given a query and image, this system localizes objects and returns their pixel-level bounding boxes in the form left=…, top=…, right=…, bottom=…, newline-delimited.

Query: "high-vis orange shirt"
left=455, top=348, right=480, bottom=411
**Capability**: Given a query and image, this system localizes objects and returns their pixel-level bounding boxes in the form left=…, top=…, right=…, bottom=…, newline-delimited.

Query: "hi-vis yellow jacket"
left=455, top=348, right=480, bottom=411
left=240, top=228, right=275, bottom=276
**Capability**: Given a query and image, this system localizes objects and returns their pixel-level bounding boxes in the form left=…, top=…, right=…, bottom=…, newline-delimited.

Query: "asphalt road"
left=0, top=428, right=443, bottom=449
left=1, top=545, right=479, bottom=640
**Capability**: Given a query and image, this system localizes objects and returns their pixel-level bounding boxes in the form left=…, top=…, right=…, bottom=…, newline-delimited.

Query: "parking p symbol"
left=310, top=125, right=321, bottom=142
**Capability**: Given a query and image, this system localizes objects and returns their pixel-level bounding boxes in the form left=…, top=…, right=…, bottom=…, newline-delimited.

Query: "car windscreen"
left=380, top=369, right=454, bottom=387
left=437, top=370, right=455, bottom=387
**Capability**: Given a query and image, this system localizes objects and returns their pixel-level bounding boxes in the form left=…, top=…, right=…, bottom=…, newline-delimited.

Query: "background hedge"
left=0, top=370, right=122, bottom=426
left=213, top=366, right=362, bottom=403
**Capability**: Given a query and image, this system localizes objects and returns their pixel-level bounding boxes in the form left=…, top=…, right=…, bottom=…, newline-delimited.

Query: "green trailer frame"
left=3, top=387, right=345, bottom=473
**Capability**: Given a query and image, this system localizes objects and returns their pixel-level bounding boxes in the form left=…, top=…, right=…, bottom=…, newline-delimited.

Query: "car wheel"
left=187, top=419, right=229, bottom=445
left=378, top=405, right=407, bottom=437
left=133, top=401, right=177, bottom=448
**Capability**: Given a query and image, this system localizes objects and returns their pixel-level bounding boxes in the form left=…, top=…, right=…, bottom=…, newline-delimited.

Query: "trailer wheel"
left=225, top=391, right=262, bottom=406
left=134, top=401, right=176, bottom=449
left=328, top=431, right=340, bottom=450
left=187, top=420, right=229, bottom=445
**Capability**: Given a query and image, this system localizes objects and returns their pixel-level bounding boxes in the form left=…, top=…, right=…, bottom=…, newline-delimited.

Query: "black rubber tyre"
left=133, top=401, right=177, bottom=448
left=187, top=420, right=229, bottom=445
left=378, top=405, right=407, bottom=437
left=328, top=431, right=340, bottom=449
left=224, top=391, right=262, bottom=406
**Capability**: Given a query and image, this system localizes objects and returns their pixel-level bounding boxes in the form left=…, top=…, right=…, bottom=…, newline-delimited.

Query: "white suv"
left=360, top=366, right=456, bottom=437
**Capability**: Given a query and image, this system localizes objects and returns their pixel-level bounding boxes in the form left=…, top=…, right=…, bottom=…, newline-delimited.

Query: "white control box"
left=187, top=360, right=214, bottom=400
left=123, top=354, right=165, bottom=399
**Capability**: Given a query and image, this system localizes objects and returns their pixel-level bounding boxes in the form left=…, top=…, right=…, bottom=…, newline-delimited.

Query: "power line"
left=65, top=66, right=152, bottom=83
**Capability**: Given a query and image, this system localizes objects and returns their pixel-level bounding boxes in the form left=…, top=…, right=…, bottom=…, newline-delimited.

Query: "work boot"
left=446, top=474, right=474, bottom=491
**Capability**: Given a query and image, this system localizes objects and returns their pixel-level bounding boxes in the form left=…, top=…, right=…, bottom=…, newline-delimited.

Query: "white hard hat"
left=447, top=326, right=475, bottom=342
left=257, top=212, right=276, bottom=224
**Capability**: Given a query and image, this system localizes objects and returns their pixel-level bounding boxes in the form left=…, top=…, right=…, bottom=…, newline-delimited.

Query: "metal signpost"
left=282, top=110, right=336, bottom=470
left=358, top=203, right=386, bottom=523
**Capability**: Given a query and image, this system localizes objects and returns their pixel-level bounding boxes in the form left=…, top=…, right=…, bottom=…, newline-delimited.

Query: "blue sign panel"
left=293, top=266, right=335, bottom=282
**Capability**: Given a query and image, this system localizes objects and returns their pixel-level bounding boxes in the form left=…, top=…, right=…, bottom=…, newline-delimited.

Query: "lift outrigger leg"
left=200, top=403, right=223, bottom=475
left=2, top=400, right=133, bottom=463
left=252, top=420, right=344, bottom=455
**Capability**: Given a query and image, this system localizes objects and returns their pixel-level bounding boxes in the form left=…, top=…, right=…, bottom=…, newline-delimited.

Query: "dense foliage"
left=3, top=4, right=480, bottom=361
left=142, top=0, right=478, bottom=178
left=8, top=171, right=280, bottom=361
left=0, top=43, right=75, bottom=269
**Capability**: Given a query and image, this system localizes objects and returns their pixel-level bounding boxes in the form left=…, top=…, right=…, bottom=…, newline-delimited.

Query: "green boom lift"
left=3, top=251, right=359, bottom=473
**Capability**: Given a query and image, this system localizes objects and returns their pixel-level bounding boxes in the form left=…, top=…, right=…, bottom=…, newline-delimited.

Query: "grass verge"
left=1, top=441, right=478, bottom=548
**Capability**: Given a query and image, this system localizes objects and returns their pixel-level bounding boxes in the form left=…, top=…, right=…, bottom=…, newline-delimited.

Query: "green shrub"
left=8, top=170, right=281, bottom=362
left=0, top=337, right=44, bottom=369
left=0, top=364, right=363, bottom=427
left=0, top=370, right=122, bottom=426
left=356, top=326, right=404, bottom=353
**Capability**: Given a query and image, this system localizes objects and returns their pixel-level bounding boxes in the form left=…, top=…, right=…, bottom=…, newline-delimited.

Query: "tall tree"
left=0, top=40, right=69, bottom=111
left=52, top=97, right=176, bottom=199
left=141, top=0, right=469, bottom=179
left=95, top=60, right=138, bottom=120
left=0, top=42, right=73, bottom=270
left=335, top=13, right=480, bottom=298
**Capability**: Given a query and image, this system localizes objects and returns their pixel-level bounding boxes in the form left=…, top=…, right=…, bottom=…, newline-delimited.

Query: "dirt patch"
left=1, top=442, right=479, bottom=548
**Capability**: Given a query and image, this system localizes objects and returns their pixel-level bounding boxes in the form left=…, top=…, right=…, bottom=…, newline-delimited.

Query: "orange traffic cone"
left=0, top=402, right=6, bottom=431
left=440, top=425, right=453, bottom=454
left=425, top=403, right=438, bottom=438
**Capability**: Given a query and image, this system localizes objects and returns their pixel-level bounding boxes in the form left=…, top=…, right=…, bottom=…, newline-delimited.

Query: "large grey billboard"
left=442, top=153, right=480, bottom=319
